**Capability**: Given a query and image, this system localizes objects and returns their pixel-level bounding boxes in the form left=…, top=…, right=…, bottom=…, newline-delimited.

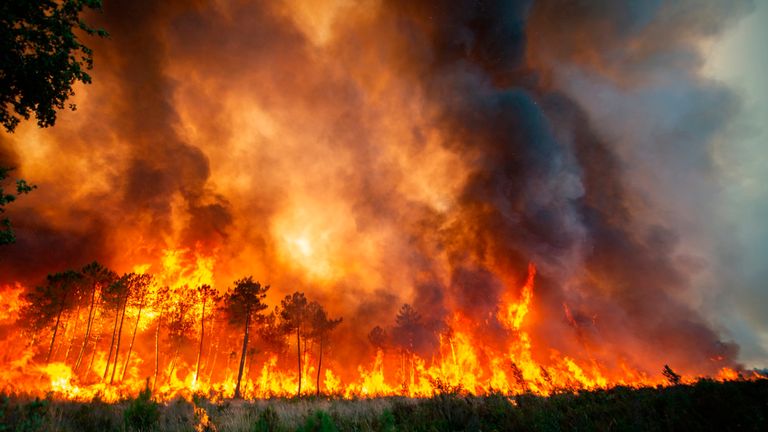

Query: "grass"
left=1, top=379, right=766, bottom=431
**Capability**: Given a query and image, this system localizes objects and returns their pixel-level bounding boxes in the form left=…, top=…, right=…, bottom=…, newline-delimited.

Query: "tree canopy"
left=0, top=167, right=34, bottom=244
left=0, top=0, right=107, bottom=132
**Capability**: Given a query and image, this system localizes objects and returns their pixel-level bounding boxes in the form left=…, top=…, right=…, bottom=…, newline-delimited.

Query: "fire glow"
left=0, top=0, right=759, bottom=401
left=0, top=250, right=749, bottom=401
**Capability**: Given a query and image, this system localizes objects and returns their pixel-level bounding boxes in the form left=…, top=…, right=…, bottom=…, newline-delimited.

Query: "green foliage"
left=252, top=407, right=282, bottom=432
left=0, top=396, right=49, bottom=432
left=378, top=409, right=396, bottom=432
left=279, top=292, right=310, bottom=335
left=2, top=379, right=768, bottom=431
left=19, top=270, right=83, bottom=335
left=123, top=385, right=160, bottom=431
left=0, top=0, right=108, bottom=132
left=68, top=398, right=117, bottom=432
left=296, top=410, right=338, bottom=432
left=0, top=167, right=35, bottom=245
left=223, top=277, right=270, bottom=326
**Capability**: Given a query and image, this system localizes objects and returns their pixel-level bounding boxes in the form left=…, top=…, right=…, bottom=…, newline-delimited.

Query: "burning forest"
left=0, top=0, right=765, bottom=404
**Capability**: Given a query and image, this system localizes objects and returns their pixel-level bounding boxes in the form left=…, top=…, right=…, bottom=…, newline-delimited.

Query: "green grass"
left=1, top=379, right=766, bottom=431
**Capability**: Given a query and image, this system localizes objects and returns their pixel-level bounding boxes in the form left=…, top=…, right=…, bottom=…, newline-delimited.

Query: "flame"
left=0, top=251, right=759, bottom=401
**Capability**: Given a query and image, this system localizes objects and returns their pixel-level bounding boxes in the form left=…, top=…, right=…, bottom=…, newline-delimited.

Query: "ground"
left=1, top=379, right=767, bottom=431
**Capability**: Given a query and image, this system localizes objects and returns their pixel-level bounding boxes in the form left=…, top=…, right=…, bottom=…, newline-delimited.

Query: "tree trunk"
left=194, top=297, right=206, bottom=386
left=75, top=282, right=98, bottom=371
left=153, top=316, right=161, bottom=391
left=244, top=348, right=256, bottom=396
left=296, top=327, right=302, bottom=396
left=110, top=294, right=128, bottom=384
left=167, top=346, right=180, bottom=386
left=120, top=300, right=143, bottom=382
left=207, top=331, right=220, bottom=383
left=103, top=300, right=122, bottom=381
left=86, top=322, right=102, bottom=381
left=51, top=312, right=69, bottom=360
left=204, top=318, right=216, bottom=375
left=316, top=336, right=323, bottom=396
left=234, top=312, right=250, bottom=399
left=46, top=305, right=65, bottom=363
left=64, top=303, right=82, bottom=364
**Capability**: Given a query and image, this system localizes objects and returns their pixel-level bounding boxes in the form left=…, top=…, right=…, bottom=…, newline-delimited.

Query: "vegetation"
left=0, top=168, right=35, bottom=245
left=11, top=258, right=347, bottom=402
left=1, top=1, right=106, bottom=243
left=280, top=292, right=311, bottom=397
left=1, top=0, right=107, bottom=133
left=222, top=277, right=270, bottom=399
left=1, top=379, right=767, bottom=431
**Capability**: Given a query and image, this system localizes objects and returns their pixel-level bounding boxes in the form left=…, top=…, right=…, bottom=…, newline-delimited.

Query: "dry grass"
left=2, top=379, right=767, bottom=431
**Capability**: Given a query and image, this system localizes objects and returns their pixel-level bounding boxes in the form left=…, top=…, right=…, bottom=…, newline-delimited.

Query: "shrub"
left=252, top=407, right=281, bottom=432
left=297, top=410, right=338, bottom=432
left=124, top=385, right=160, bottom=431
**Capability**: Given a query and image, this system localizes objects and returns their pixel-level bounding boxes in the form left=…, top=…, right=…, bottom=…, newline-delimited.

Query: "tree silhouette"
left=256, top=309, right=288, bottom=357
left=150, top=285, right=170, bottom=390
left=164, top=286, right=197, bottom=385
left=393, top=304, right=422, bottom=388
left=19, top=270, right=83, bottom=363
left=393, top=304, right=421, bottom=354
left=308, top=302, right=342, bottom=396
left=279, top=292, right=310, bottom=396
left=368, top=325, right=388, bottom=352
left=222, top=277, right=269, bottom=399
left=1, top=0, right=107, bottom=132
left=102, top=273, right=133, bottom=383
left=193, top=284, right=220, bottom=387
left=663, top=364, right=682, bottom=385
left=0, top=167, right=35, bottom=244
left=120, top=273, right=153, bottom=382
left=1, top=1, right=105, bottom=240
left=74, top=261, right=116, bottom=372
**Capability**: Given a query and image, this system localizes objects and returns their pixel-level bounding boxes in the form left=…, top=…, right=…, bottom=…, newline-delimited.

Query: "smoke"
left=0, top=0, right=757, bottom=375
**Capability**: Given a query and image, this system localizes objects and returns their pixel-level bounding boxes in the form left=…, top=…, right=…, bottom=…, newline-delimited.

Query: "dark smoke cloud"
left=0, top=0, right=756, bottom=375
left=374, top=0, right=750, bottom=372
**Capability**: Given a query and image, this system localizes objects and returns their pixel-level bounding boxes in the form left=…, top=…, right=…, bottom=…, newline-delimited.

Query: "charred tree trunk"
left=204, top=318, right=216, bottom=375
left=167, top=346, right=180, bottom=386
left=153, top=314, right=161, bottom=391
left=51, top=312, right=70, bottom=361
left=120, top=299, right=143, bottom=382
left=234, top=312, right=250, bottom=399
left=194, top=297, right=206, bottom=385
left=75, top=282, right=98, bottom=371
left=316, top=336, right=323, bottom=396
left=244, top=348, right=256, bottom=397
left=64, top=303, right=82, bottom=364
left=103, top=301, right=122, bottom=381
left=207, top=331, right=220, bottom=383
left=296, top=327, right=302, bottom=396
left=110, top=295, right=128, bottom=384
left=86, top=322, right=102, bottom=380
left=46, top=305, right=66, bottom=363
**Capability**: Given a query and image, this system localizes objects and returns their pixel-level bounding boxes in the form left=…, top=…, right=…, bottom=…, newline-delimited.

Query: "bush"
left=0, top=396, right=49, bottom=432
left=297, top=410, right=338, bottom=432
left=252, top=407, right=281, bottom=432
left=124, top=385, right=160, bottom=431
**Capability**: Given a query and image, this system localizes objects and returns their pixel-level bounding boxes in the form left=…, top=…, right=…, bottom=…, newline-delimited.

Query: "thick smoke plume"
left=0, top=0, right=755, bottom=384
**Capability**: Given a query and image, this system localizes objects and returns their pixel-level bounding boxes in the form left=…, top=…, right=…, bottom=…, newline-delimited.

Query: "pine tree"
left=222, top=277, right=269, bottom=399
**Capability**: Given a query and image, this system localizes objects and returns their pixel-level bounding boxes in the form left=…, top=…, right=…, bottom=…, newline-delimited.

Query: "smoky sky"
left=0, top=0, right=759, bottom=374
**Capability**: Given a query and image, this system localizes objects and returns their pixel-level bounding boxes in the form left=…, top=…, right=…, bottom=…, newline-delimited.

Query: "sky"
left=704, top=0, right=768, bottom=367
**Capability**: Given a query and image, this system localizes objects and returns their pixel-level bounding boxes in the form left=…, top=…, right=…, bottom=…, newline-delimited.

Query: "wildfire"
left=0, top=250, right=754, bottom=402
left=0, top=0, right=757, bottom=404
